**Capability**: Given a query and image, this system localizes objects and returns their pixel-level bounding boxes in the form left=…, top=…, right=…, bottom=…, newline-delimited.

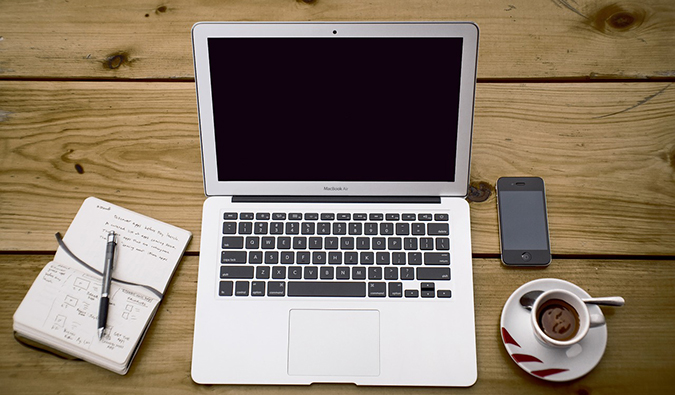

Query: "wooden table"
left=1, top=1, right=674, bottom=393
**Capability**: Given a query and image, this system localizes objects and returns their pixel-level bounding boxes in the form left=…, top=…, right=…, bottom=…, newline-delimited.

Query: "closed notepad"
left=13, top=197, right=191, bottom=374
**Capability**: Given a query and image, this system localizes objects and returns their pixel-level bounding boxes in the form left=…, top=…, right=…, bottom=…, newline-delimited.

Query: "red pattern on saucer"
left=502, top=327, right=569, bottom=377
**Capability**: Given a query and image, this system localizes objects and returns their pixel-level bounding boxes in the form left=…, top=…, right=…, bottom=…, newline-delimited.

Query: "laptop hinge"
left=232, top=196, right=442, bottom=204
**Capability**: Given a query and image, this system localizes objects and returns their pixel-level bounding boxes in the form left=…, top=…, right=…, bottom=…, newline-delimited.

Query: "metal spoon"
left=519, top=290, right=625, bottom=311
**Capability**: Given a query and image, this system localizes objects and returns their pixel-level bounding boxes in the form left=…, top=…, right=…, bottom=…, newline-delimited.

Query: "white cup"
left=531, top=289, right=604, bottom=348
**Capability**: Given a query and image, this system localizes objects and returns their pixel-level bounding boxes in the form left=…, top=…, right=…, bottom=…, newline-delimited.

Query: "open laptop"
left=190, top=22, right=479, bottom=386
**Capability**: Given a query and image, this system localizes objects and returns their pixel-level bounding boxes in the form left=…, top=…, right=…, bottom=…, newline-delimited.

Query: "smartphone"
left=497, top=177, right=551, bottom=266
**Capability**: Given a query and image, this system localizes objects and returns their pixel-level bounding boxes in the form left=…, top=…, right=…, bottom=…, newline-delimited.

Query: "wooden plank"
left=1, top=255, right=673, bottom=393
left=0, top=0, right=674, bottom=80
left=1, top=81, right=674, bottom=255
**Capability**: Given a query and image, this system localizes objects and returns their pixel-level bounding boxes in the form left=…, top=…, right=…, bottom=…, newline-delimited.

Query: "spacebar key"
left=287, top=282, right=366, bottom=297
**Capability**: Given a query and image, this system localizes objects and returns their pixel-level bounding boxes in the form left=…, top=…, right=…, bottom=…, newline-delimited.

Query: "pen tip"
left=98, top=328, right=104, bottom=340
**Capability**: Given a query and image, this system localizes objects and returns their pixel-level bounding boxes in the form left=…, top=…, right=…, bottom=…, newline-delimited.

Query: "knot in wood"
left=467, top=182, right=492, bottom=203
left=104, top=52, right=131, bottom=70
left=590, top=4, right=645, bottom=33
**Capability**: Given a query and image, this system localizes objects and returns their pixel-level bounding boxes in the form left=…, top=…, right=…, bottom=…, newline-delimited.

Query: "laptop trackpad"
left=288, top=309, right=380, bottom=377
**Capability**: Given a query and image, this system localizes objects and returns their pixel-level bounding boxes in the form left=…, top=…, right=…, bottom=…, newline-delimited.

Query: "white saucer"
left=500, top=278, right=608, bottom=382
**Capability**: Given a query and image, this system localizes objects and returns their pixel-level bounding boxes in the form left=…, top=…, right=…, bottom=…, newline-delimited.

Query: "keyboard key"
left=392, top=252, right=406, bottom=265
left=302, top=223, right=315, bottom=235
left=246, top=236, right=259, bottom=249
left=293, top=237, right=307, bottom=249
left=240, top=213, right=254, bottom=220
left=360, top=252, right=374, bottom=265
left=288, top=281, right=366, bottom=297
left=419, top=214, right=433, bottom=221
left=251, top=281, right=265, bottom=296
left=380, top=223, right=394, bottom=235
left=354, top=213, right=368, bottom=220
left=405, top=289, right=419, bottom=298
left=336, top=267, right=350, bottom=279
left=262, top=237, right=275, bottom=249
left=408, top=252, right=422, bottom=265
left=304, top=266, right=318, bottom=279
left=320, top=267, right=334, bottom=280
left=352, top=267, right=366, bottom=279
left=297, top=252, right=311, bottom=264
left=368, top=282, right=386, bottom=297
left=436, top=238, right=450, bottom=250
left=385, top=267, right=398, bottom=280
left=386, top=214, right=399, bottom=221
left=256, top=266, right=269, bottom=279
left=333, top=222, right=347, bottom=235
left=220, top=266, right=254, bottom=279
left=376, top=252, right=390, bottom=265
left=428, top=223, right=449, bottom=235
left=272, top=213, right=286, bottom=220
left=340, top=237, right=354, bottom=250
left=305, top=213, right=319, bottom=220
left=370, top=214, right=384, bottom=221
left=288, top=267, right=303, bottom=279
left=325, top=237, right=339, bottom=250
left=270, top=222, right=284, bottom=234
left=289, top=213, right=303, bottom=220
left=235, top=281, right=249, bottom=296
left=337, top=213, right=351, bottom=220
left=400, top=267, right=415, bottom=280
left=417, top=267, right=451, bottom=280
left=272, top=266, right=286, bottom=279
left=368, top=267, right=383, bottom=280
left=221, top=251, right=246, bottom=264
left=222, top=222, right=237, bottom=234
left=328, top=252, right=342, bottom=264
left=389, top=282, right=403, bottom=297
left=281, top=251, right=295, bottom=264
left=254, top=222, right=268, bottom=234
left=285, top=222, right=299, bottom=235
left=256, top=213, right=270, bottom=220
left=239, top=222, right=252, bottom=234
left=267, top=281, right=286, bottom=296
left=435, top=213, right=449, bottom=221
left=312, top=252, right=326, bottom=264
left=412, top=223, right=425, bottom=235
left=349, top=223, right=363, bottom=235
left=321, top=213, right=335, bottom=220
left=424, top=252, right=451, bottom=265
left=223, top=213, right=238, bottom=220
left=265, top=252, right=279, bottom=264
left=222, top=236, right=244, bottom=249
left=437, top=290, right=452, bottom=298
left=396, top=223, right=410, bottom=235
left=402, top=214, right=416, bottom=221
left=219, top=281, right=233, bottom=296
left=344, top=252, right=358, bottom=264
left=249, top=251, right=263, bottom=264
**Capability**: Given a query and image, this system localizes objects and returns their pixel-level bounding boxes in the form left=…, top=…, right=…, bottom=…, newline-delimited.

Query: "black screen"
left=207, top=37, right=463, bottom=182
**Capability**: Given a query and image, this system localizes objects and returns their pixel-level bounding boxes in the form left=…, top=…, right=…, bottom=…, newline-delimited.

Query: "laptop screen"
left=207, top=37, right=463, bottom=183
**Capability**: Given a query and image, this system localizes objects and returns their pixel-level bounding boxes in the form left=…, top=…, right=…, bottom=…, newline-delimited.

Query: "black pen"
left=98, top=231, right=117, bottom=340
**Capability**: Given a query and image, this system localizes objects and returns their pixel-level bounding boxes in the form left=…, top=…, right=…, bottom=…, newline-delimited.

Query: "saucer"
left=500, top=278, right=607, bottom=382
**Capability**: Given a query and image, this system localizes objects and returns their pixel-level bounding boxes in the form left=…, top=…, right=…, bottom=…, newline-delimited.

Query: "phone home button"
left=521, top=252, right=532, bottom=262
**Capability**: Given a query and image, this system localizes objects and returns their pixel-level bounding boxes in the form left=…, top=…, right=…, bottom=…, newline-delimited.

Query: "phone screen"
left=497, top=178, right=551, bottom=266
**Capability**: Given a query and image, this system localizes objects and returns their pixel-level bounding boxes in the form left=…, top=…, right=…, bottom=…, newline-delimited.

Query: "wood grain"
left=0, top=0, right=674, bottom=80
left=2, top=81, right=673, bottom=255
left=1, top=255, right=673, bottom=394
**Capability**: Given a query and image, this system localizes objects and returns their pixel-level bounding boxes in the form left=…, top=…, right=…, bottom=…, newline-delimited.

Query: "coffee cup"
left=531, top=289, right=605, bottom=348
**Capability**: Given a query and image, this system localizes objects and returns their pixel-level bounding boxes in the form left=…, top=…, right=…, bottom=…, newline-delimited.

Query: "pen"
left=98, top=231, right=117, bottom=340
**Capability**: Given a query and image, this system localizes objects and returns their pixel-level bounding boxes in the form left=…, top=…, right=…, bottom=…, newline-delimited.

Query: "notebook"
left=13, top=197, right=192, bottom=374
left=190, top=22, right=479, bottom=386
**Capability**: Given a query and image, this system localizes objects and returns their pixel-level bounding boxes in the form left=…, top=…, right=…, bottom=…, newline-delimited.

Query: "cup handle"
left=589, top=313, right=606, bottom=328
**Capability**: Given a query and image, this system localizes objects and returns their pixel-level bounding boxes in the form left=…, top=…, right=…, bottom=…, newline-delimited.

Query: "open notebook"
left=13, top=197, right=191, bottom=374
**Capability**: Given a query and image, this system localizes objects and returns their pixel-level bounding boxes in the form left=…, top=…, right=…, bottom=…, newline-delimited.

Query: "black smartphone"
left=497, top=177, right=551, bottom=266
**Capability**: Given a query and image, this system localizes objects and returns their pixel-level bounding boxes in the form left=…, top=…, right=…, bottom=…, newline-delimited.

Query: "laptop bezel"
left=192, top=22, right=478, bottom=198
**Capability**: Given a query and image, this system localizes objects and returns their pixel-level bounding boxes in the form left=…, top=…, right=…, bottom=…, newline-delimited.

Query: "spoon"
left=519, top=290, right=625, bottom=311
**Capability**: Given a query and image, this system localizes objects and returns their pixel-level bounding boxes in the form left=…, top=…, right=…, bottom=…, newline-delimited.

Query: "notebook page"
left=54, top=197, right=191, bottom=294
left=13, top=261, right=159, bottom=366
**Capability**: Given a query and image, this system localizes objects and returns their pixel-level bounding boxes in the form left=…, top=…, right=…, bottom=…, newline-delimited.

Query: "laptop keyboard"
left=218, top=212, right=452, bottom=298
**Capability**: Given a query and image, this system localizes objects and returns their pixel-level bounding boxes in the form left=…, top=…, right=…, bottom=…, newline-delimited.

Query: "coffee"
left=536, top=299, right=580, bottom=341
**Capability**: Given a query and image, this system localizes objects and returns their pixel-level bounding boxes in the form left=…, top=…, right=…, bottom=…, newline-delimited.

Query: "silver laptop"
left=190, top=22, right=479, bottom=386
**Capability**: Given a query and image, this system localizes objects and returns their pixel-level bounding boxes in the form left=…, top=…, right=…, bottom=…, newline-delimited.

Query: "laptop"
left=190, top=22, right=479, bottom=387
